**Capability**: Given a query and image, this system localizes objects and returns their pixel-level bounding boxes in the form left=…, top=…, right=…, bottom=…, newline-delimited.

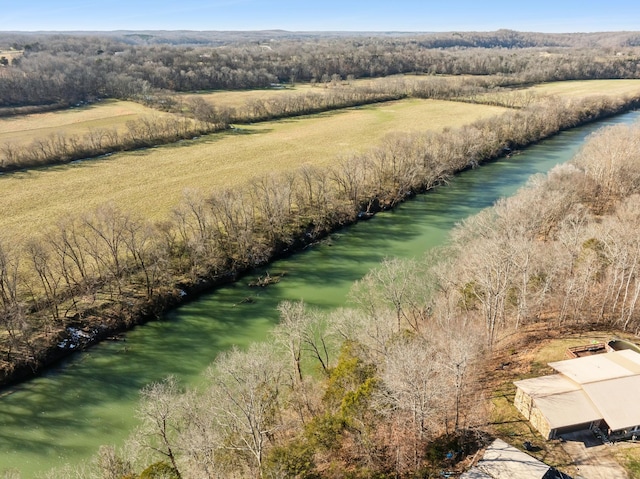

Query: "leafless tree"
left=206, top=343, right=286, bottom=478
left=133, top=376, right=185, bottom=477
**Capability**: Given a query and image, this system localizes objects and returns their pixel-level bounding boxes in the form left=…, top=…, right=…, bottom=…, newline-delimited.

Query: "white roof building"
left=514, top=350, right=640, bottom=439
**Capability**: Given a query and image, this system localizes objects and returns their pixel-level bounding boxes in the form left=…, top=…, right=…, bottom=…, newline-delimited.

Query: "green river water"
left=2, top=111, right=639, bottom=477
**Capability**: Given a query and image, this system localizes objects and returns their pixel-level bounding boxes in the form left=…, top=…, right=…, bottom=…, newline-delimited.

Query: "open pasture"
left=0, top=99, right=176, bottom=150
left=471, top=79, right=640, bottom=107
left=0, top=98, right=507, bottom=242
left=181, top=83, right=325, bottom=109
left=178, top=75, right=439, bottom=111
left=530, top=79, right=640, bottom=98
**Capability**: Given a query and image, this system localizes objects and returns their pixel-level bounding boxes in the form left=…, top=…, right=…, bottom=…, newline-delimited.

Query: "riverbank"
left=1, top=94, right=639, bottom=390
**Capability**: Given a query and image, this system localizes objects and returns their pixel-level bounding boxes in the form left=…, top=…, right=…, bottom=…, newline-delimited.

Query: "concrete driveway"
left=560, top=431, right=628, bottom=479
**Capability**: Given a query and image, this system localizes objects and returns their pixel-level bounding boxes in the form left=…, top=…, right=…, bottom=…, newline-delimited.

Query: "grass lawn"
left=614, top=444, right=640, bottom=479
left=0, top=99, right=176, bottom=150
left=0, top=98, right=507, bottom=242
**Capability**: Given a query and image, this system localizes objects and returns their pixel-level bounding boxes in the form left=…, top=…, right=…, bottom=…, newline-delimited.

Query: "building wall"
left=514, top=387, right=533, bottom=420
left=529, top=405, right=553, bottom=439
left=514, top=387, right=552, bottom=438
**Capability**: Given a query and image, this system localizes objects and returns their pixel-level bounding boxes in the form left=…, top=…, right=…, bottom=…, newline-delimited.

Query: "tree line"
left=0, top=113, right=221, bottom=172
left=0, top=83, right=403, bottom=172
left=1, top=69, right=627, bottom=173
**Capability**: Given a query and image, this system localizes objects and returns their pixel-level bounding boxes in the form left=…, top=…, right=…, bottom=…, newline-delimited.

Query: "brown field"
left=471, top=79, right=640, bottom=107
left=530, top=79, right=640, bottom=98
left=0, top=98, right=507, bottom=242
left=0, top=49, right=23, bottom=63
left=180, top=83, right=327, bottom=109
left=178, top=75, right=446, bottom=110
left=0, top=99, right=176, bottom=150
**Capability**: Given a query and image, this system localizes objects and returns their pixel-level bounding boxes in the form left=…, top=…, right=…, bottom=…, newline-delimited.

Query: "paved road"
left=560, top=431, right=628, bottom=479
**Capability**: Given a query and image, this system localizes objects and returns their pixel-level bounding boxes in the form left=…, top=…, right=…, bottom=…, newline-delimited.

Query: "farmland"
left=470, top=79, right=640, bottom=107
left=0, top=99, right=177, bottom=151
left=187, top=78, right=640, bottom=114
left=529, top=79, right=640, bottom=98
left=0, top=98, right=507, bottom=241
left=178, top=75, right=433, bottom=110
left=180, top=82, right=328, bottom=109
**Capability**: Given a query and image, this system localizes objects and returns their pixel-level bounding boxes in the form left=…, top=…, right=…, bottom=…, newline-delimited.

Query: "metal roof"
left=461, top=468, right=493, bottom=479
left=533, top=390, right=602, bottom=429
left=548, top=350, right=639, bottom=384
left=514, top=374, right=580, bottom=397
left=516, top=350, right=640, bottom=433
left=472, top=439, right=550, bottom=479
left=582, top=375, right=640, bottom=431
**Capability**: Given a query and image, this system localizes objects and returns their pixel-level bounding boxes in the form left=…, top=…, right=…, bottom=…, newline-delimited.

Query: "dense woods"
left=3, top=30, right=640, bottom=477
left=1, top=30, right=640, bottom=110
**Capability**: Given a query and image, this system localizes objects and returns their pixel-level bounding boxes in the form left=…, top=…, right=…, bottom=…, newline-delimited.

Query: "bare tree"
left=375, top=335, right=444, bottom=468
left=272, top=300, right=333, bottom=385
left=175, top=389, right=223, bottom=479
left=25, top=238, right=62, bottom=323
left=206, top=343, right=285, bottom=478
left=133, top=376, right=185, bottom=478
left=449, top=209, right=518, bottom=347
left=349, top=257, right=430, bottom=333
left=328, top=307, right=397, bottom=363
left=93, top=445, right=134, bottom=479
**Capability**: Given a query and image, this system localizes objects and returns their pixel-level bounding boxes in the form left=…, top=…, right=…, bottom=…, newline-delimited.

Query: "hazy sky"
left=4, top=0, right=640, bottom=32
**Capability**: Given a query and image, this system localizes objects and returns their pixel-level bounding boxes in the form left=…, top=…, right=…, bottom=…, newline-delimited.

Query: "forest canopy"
left=1, top=30, right=640, bottom=109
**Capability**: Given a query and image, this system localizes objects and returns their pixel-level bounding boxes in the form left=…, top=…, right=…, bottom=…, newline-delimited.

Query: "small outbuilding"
left=461, top=439, right=571, bottom=479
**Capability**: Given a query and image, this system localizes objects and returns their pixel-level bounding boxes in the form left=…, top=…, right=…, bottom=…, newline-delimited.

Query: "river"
left=1, top=111, right=639, bottom=477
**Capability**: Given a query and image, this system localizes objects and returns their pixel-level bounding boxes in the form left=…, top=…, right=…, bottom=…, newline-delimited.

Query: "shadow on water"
left=1, top=111, right=639, bottom=477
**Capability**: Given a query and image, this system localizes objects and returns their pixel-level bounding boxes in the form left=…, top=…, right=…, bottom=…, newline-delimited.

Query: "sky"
left=3, top=0, right=640, bottom=33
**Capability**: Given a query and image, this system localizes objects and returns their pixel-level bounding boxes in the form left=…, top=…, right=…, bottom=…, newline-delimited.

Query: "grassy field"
left=179, top=79, right=385, bottom=112
left=471, top=79, right=640, bottom=107
left=178, top=75, right=441, bottom=110
left=193, top=78, right=640, bottom=113
left=530, top=79, right=640, bottom=98
left=0, top=98, right=507, bottom=242
left=180, top=83, right=329, bottom=109
left=0, top=99, right=176, bottom=150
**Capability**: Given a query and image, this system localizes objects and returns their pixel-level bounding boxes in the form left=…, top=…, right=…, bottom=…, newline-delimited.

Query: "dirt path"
left=560, top=432, right=628, bottom=479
